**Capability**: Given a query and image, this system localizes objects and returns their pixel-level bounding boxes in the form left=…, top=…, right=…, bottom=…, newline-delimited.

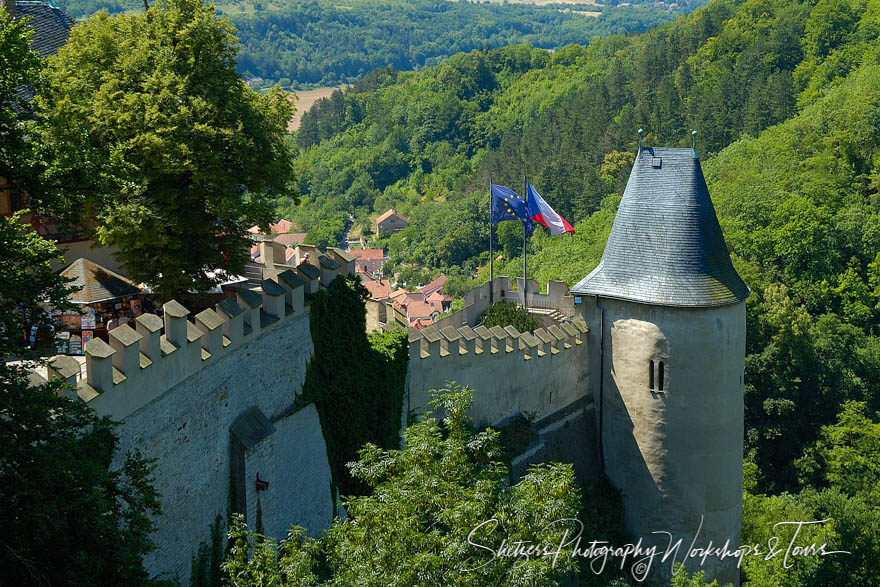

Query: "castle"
left=35, top=144, right=747, bottom=585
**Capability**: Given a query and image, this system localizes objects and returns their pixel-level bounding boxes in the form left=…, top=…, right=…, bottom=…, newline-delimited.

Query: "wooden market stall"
left=53, top=258, right=145, bottom=355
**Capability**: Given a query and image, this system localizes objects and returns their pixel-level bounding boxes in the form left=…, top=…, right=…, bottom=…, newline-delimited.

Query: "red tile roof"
left=419, top=274, right=448, bottom=297
left=270, top=219, right=294, bottom=234
left=364, top=279, right=393, bottom=300
left=406, top=300, right=438, bottom=320
left=427, top=291, right=453, bottom=303
left=273, top=232, right=307, bottom=248
left=410, top=318, right=434, bottom=330
left=376, top=208, right=408, bottom=224
left=392, top=291, right=427, bottom=313
left=352, top=249, right=385, bottom=261
left=247, top=219, right=296, bottom=236
left=389, top=289, right=410, bottom=301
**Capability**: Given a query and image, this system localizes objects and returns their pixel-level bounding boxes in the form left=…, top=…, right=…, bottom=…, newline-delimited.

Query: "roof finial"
left=691, top=130, right=698, bottom=159
left=638, top=128, right=644, bottom=152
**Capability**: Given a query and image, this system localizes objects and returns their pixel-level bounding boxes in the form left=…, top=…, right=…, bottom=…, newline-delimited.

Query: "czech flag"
left=526, top=184, right=575, bottom=235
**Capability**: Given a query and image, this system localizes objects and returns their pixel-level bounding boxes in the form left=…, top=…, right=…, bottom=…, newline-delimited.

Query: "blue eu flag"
left=490, top=184, right=533, bottom=237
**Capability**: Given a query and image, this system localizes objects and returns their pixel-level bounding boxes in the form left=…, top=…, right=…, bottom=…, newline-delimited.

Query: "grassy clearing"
left=287, top=86, right=347, bottom=131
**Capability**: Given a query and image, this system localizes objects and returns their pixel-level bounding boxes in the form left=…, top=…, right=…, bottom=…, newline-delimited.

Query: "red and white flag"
left=526, top=184, right=575, bottom=235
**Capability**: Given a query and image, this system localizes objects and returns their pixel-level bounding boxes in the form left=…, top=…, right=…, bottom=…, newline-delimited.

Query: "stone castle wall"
left=404, top=280, right=603, bottom=504
left=47, top=268, right=333, bottom=584
left=112, top=309, right=328, bottom=581
left=406, top=310, right=590, bottom=427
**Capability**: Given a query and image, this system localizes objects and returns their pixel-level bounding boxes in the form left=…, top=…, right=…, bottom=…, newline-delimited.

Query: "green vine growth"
left=301, top=276, right=409, bottom=497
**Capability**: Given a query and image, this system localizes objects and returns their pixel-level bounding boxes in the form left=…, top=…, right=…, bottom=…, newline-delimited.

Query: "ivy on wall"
left=189, top=515, right=223, bottom=587
left=301, top=276, right=409, bottom=497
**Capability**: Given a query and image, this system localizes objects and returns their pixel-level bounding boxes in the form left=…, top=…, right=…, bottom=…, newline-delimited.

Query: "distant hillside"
left=229, top=0, right=704, bottom=87
left=52, top=0, right=705, bottom=87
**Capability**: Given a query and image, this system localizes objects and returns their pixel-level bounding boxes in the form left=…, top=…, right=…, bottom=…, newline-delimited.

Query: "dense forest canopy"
left=52, top=0, right=706, bottom=87
left=230, top=0, right=702, bottom=87
left=290, top=1, right=880, bottom=579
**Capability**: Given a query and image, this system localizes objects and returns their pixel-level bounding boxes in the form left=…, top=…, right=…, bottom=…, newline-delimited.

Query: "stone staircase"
left=526, top=307, right=567, bottom=327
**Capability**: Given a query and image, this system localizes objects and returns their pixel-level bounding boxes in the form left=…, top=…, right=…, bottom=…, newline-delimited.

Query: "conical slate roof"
left=571, top=147, right=748, bottom=307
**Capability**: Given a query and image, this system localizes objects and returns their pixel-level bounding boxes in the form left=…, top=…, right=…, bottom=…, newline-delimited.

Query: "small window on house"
left=651, top=157, right=662, bottom=168
left=649, top=360, right=655, bottom=390
left=658, top=361, right=665, bottom=391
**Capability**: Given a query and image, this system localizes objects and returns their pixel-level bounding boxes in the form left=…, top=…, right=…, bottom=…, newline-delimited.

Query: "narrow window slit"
left=649, top=360, right=655, bottom=390
left=659, top=362, right=665, bottom=391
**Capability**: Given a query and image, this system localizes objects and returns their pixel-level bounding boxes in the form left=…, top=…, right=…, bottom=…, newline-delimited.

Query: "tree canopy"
left=0, top=356, right=163, bottom=585
left=482, top=300, right=538, bottom=333
left=0, top=7, right=43, bottom=200
left=38, top=0, right=297, bottom=299
left=0, top=214, right=162, bottom=584
left=223, top=383, right=583, bottom=586
left=49, top=0, right=706, bottom=87
left=0, top=14, right=162, bottom=584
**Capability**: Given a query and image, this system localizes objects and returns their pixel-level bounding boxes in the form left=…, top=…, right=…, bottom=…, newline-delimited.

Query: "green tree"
left=0, top=7, right=43, bottom=201
left=670, top=564, right=721, bottom=586
left=223, top=383, right=582, bottom=586
left=0, top=214, right=162, bottom=585
left=39, top=0, right=297, bottom=300
left=482, top=300, right=538, bottom=333
left=741, top=399, right=880, bottom=586
left=300, top=276, right=408, bottom=496
left=796, top=401, right=880, bottom=499
left=0, top=213, right=76, bottom=357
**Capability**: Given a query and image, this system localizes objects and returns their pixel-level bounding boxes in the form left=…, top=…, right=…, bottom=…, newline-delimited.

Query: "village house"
left=426, top=290, right=453, bottom=313
left=388, top=286, right=449, bottom=329
left=248, top=219, right=307, bottom=262
left=363, top=278, right=392, bottom=301
left=375, top=208, right=408, bottom=235
left=247, top=219, right=297, bottom=239
left=418, top=274, right=447, bottom=297
left=351, top=248, right=386, bottom=280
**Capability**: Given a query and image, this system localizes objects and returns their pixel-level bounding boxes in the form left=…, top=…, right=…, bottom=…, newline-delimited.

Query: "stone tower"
left=572, top=146, right=749, bottom=585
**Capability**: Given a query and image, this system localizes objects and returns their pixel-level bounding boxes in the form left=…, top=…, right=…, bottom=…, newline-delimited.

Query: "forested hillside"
left=291, top=1, right=880, bottom=580
left=52, top=0, right=703, bottom=87
left=230, top=0, right=697, bottom=86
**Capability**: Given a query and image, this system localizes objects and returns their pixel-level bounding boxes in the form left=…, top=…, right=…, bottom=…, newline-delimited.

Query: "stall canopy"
left=61, top=258, right=141, bottom=303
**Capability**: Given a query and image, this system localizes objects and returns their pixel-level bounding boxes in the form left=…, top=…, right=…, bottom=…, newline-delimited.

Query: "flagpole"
left=489, top=179, right=494, bottom=305
left=522, top=175, right=528, bottom=315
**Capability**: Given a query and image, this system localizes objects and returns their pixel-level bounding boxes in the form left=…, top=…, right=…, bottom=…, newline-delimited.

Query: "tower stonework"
left=572, top=146, right=749, bottom=585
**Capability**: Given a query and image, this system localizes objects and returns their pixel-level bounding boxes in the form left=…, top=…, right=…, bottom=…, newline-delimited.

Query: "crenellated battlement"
left=38, top=238, right=362, bottom=422
left=406, top=293, right=591, bottom=426
left=70, top=269, right=311, bottom=421
left=409, top=318, right=587, bottom=361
